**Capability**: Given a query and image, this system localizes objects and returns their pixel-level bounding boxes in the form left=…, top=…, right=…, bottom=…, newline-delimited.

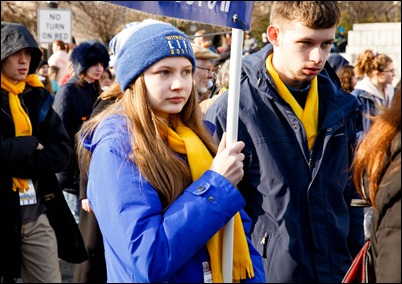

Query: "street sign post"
left=37, top=8, right=72, bottom=44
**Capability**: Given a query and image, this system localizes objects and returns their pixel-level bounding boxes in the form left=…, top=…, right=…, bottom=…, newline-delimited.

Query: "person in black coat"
left=353, top=86, right=401, bottom=283
left=73, top=81, right=123, bottom=283
left=1, top=21, right=86, bottom=283
left=53, top=40, right=109, bottom=224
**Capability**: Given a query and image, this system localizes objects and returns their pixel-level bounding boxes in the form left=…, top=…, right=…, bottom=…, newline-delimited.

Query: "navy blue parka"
left=205, top=44, right=365, bottom=283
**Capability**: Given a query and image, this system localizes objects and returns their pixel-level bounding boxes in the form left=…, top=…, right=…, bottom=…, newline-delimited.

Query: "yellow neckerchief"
left=166, top=118, right=254, bottom=283
left=1, top=73, right=44, bottom=192
left=266, top=54, right=319, bottom=150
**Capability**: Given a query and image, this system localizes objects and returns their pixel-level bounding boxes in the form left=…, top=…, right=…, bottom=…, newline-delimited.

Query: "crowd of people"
left=1, top=1, right=400, bottom=283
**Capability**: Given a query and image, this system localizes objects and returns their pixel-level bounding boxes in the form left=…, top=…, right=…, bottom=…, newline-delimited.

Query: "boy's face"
left=268, top=21, right=336, bottom=89
left=1, top=48, right=32, bottom=83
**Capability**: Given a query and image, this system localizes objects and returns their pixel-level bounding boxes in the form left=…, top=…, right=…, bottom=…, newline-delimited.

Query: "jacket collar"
left=241, top=44, right=361, bottom=129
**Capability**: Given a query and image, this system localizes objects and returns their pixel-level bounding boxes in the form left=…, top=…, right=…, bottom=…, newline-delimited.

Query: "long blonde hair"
left=77, top=75, right=217, bottom=210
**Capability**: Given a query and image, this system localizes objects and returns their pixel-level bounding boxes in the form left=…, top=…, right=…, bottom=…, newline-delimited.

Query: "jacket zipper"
left=260, top=231, right=269, bottom=258
left=308, top=150, right=314, bottom=169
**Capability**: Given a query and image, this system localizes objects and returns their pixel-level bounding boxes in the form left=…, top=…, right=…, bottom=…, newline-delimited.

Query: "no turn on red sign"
left=37, top=8, right=72, bottom=44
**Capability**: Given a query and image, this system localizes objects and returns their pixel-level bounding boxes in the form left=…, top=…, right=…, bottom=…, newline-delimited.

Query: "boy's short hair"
left=270, top=1, right=341, bottom=29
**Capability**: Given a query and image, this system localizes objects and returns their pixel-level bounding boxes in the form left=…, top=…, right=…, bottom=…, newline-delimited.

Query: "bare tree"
left=1, top=1, right=41, bottom=35
left=65, top=1, right=151, bottom=45
left=1, top=1, right=162, bottom=46
left=1, top=1, right=400, bottom=49
left=250, top=2, right=273, bottom=49
left=250, top=1, right=400, bottom=48
left=338, top=1, right=401, bottom=30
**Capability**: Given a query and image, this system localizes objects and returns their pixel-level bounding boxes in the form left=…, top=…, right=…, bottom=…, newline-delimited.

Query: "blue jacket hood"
left=82, top=114, right=127, bottom=154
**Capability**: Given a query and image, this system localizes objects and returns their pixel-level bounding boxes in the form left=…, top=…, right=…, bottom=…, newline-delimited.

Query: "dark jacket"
left=53, top=76, right=101, bottom=193
left=0, top=86, right=74, bottom=277
left=0, top=22, right=85, bottom=279
left=73, top=97, right=114, bottom=283
left=205, top=44, right=365, bottom=283
left=327, top=53, right=349, bottom=73
left=368, top=132, right=401, bottom=283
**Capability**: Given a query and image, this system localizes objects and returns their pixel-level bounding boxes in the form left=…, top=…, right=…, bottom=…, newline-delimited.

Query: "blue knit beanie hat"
left=110, top=19, right=196, bottom=92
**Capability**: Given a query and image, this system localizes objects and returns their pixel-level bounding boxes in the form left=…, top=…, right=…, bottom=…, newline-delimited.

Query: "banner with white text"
left=107, top=1, right=254, bottom=30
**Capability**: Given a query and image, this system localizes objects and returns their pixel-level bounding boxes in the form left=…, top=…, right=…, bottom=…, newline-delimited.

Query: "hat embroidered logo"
left=167, top=35, right=192, bottom=56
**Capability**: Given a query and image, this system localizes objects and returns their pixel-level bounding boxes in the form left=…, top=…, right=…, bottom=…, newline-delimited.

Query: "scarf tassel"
left=167, top=119, right=255, bottom=282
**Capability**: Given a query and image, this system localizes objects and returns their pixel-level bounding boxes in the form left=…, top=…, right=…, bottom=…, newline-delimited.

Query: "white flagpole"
left=222, top=27, right=244, bottom=283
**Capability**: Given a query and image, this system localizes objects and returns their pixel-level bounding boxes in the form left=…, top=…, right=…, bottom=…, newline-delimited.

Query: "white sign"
left=37, top=8, right=72, bottom=43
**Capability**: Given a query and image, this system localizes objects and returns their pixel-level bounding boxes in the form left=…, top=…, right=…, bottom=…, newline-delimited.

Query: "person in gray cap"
left=191, top=43, right=219, bottom=102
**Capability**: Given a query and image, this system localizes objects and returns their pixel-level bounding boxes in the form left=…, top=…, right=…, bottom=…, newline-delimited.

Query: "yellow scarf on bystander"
left=1, top=73, right=44, bottom=192
left=266, top=54, right=319, bottom=150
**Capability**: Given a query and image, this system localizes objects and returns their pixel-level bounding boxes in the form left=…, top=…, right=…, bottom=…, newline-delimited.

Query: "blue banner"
left=107, top=1, right=254, bottom=30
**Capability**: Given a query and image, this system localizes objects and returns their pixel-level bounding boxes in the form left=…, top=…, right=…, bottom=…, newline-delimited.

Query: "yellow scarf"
left=1, top=73, right=44, bottom=192
left=167, top=118, right=254, bottom=283
left=266, top=54, right=319, bottom=150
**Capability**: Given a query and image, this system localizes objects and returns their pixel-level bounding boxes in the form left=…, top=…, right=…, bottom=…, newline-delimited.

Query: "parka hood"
left=1, top=22, right=42, bottom=74
left=82, top=114, right=128, bottom=154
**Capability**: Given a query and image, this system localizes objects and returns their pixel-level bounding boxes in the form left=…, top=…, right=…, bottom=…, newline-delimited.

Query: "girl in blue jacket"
left=76, top=19, right=265, bottom=283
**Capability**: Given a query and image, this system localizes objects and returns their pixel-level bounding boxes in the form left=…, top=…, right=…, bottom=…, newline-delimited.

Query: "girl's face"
left=85, top=62, right=104, bottom=83
left=38, top=64, right=49, bottom=77
left=143, top=57, right=193, bottom=120
left=377, top=63, right=395, bottom=85
left=100, top=70, right=112, bottom=87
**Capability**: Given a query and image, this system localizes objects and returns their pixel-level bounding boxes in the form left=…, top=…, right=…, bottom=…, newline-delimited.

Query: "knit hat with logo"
left=109, top=19, right=196, bottom=91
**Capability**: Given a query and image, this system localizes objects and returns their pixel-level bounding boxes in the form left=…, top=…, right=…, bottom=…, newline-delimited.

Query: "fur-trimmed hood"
left=70, top=40, right=109, bottom=75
